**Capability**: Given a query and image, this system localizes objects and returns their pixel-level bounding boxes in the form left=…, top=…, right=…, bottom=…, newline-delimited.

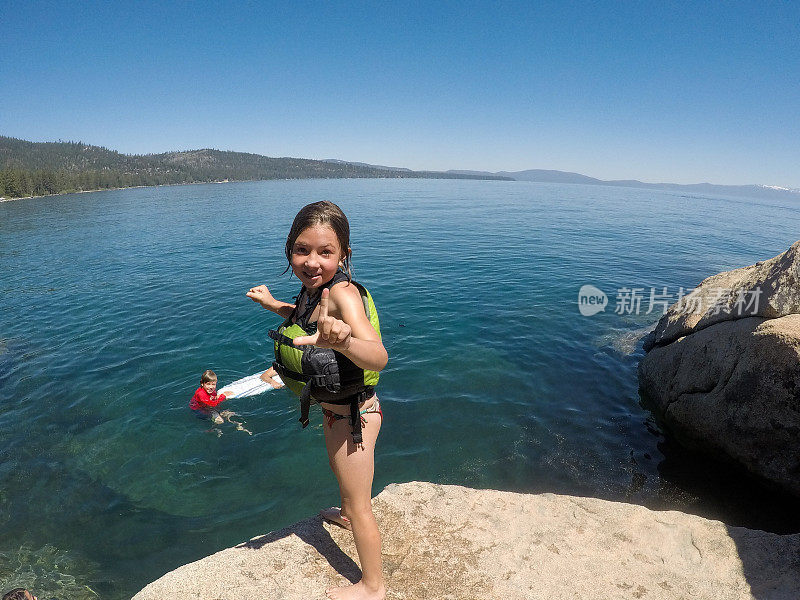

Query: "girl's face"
left=290, top=224, right=345, bottom=291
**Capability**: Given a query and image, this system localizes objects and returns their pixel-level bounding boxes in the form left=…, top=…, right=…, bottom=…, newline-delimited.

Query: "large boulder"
left=639, top=241, right=800, bottom=497
left=645, top=240, right=800, bottom=350
left=133, top=482, right=800, bottom=600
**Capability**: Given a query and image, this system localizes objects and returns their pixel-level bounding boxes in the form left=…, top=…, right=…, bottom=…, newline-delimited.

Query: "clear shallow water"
left=1, top=179, right=799, bottom=598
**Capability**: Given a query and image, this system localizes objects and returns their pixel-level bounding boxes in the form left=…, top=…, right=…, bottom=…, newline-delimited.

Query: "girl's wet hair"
left=285, top=201, right=352, bottom=280
left=201, top=369, right=217, bottom=384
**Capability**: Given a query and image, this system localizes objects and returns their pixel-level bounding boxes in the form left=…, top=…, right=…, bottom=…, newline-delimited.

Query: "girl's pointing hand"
left=293, top=288, right=352, bottom=350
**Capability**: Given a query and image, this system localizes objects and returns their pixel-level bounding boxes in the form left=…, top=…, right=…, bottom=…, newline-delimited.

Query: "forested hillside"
left=0, top=136, right=506, bottom=198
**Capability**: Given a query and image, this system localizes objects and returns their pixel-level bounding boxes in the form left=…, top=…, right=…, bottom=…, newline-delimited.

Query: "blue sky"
left=2, top=1, right=799, bottom=187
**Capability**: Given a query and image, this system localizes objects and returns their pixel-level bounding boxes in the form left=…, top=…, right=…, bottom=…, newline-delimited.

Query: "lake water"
left=1, top=179, right=799, bottom=599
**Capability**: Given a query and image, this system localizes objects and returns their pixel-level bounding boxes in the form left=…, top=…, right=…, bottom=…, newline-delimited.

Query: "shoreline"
left=4, top=177, right=797, bottom=206
left=0, top=174, right=511, bottom=204
left=0, top=178, right=434, bottom=204
left=0, top=180, right=246, bottom=203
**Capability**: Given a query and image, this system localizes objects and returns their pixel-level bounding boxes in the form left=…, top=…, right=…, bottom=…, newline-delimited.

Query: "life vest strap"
left=272, top=361, right=334, bottom=431
left=268, top=329, right=297, bottom=348
left=299, top=380, right=312, bottom=429
left=299, top=382, right=367, bottom=445
left=271, top=361, right=340, bottom=391
left=350, top=392, right=366, bottom=445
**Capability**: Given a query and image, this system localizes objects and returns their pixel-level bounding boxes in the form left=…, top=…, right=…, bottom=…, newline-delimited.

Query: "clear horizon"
left=2, top=1, right=799, bottom=188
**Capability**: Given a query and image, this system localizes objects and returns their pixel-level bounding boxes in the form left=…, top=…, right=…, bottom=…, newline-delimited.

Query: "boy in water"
left=2, top=590, right=38, bottom=600
left=189, top=369, right=228, bottom=424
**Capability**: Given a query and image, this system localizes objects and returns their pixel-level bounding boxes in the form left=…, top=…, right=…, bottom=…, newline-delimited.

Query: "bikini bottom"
left=322, top=398, right=382, bottom=429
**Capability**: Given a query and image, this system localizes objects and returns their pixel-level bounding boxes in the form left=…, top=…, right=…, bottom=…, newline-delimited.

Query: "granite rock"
left=639, top=241, right=800, bottom=496
left=133, top=481, right=800, bottom=600
left=639, top=315, right=800, bottom=496
left=646, top=240, right=800, bottom=350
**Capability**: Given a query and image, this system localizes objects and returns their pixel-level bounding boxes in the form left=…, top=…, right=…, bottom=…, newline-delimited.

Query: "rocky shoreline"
left=133, top=481, right=800, bottom=600
left=0, top=182, right=208, bottom=203
left=639, top=240, right=800, bottom=497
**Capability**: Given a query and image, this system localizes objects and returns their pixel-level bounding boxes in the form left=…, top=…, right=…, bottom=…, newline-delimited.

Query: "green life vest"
left=269, top=271, right=381, bottom=443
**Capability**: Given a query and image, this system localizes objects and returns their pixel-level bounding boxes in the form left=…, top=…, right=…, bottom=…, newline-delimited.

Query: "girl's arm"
left=293, top=285, right=388, bottom=372
left=246, top=285, right=295, bottom=319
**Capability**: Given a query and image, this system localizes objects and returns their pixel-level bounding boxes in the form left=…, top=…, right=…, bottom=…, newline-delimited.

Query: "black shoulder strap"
left=294, top=270, right=351, bottom=331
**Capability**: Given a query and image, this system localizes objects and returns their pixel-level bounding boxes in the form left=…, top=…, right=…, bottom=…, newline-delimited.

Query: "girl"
left=247, top=201, right=388, bottom=600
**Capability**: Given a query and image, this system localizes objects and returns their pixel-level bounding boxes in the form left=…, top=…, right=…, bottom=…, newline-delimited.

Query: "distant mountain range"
left=0, top=136, right=508, bottom=199
left=323, top=159, right=412, bottom=172
left=1, top=135, right=796, bottom=201
left=447, top=168, right=800, bottom=200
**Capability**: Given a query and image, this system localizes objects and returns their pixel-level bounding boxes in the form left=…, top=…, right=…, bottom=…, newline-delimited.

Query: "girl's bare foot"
left=326, top=580, right=386, bottom=600
left=320, top=506, right=352, bottom=530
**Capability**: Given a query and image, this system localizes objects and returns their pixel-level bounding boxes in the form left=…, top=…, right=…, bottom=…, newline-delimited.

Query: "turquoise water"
left=1, top=179, right=799, bottom=598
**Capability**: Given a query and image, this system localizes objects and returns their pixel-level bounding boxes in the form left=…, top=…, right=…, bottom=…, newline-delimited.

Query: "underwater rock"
left=133, top=481, right=800, bottom=600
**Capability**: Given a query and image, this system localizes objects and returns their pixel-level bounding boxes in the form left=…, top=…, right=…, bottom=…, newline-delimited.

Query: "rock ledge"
left=134, top=481, right=800, bottom=600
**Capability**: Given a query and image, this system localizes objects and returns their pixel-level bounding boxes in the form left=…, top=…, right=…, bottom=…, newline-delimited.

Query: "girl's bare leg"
left=324, top=410, right=385, bottom=600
